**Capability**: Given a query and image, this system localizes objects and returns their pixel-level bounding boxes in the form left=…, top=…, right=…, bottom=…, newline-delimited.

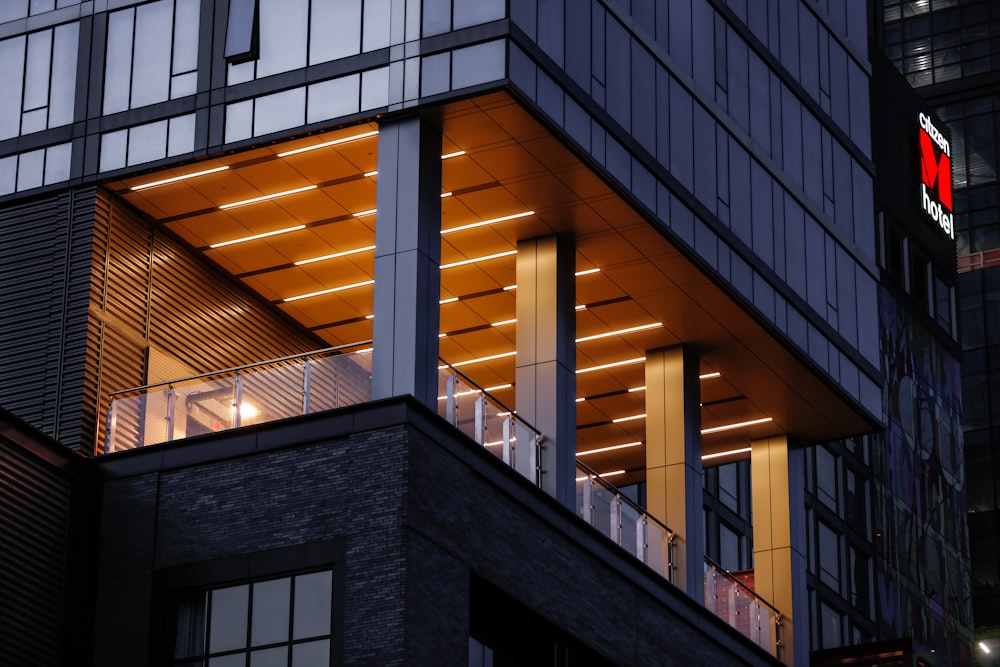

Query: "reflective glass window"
left=225, top=0, right=258, bottom=63
left=172, top=570, right=334, bottom=666
left=104, top=1, right=199, bottom=114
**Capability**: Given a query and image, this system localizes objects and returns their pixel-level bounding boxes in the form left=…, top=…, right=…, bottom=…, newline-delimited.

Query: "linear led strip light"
left=130, top=165, right=230, bottom=191
left=577, top=441, right=643, bottom=456
left=575, top=469, right=626, bottom=482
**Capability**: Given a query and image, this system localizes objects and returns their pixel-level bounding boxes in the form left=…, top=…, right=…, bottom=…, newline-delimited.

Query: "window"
left=0, top=22, right=79, bottom=140
left=103, top=0, right=200, bottom=115
left=171, top=570, right=334, bottom=666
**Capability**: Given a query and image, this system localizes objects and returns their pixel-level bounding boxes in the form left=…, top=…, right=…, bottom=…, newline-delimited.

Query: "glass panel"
left=209, top=584, right=249, bottom=653
left=0, top=1, right=28, bottom=23
left=131, top=0, right=172, bottom=108
left=209, top=655, right=245, bottom=667
left=100, top=129, right=128, bottom=172
left=645, top=521, right=670, bottom=579
left=171, top=71, right=198, bottom=99
left=127, top=119, right=168, bottom=166
left=226, top=100, right=253, bottom=143
left=293, top=571, right=332, bottom=640
left=307, top=74, right=360, bottom=124
left=21, top=108, right=47, bottom=134
left=0, top=36, right=26, bottom=139
left=257, top=0, right=307, bottom=77
left=173, top=0, right=200, bottom=74
left=225, top=0, right=257, bottom=62
left=250, top=646, right=286, bottom=667
left=311, top=0, right=361, bottom=64
left=174, top=591, right=207, bottom=658
left=168, top=113, right=196, bottom=156
left=618, top=500, right=641, bottom=559
left=292, top=639, right=330, bottom=667
left=361, top=0, right=391, bottom=52
left=251, top=578, right=290, bottom=646
left=590, top=481, right=616, bottom=541
left=49, top=22, right=79, bottom=128
left=451, top=41, right=505, bottom=89
left=104, top=9, right=134, bottom=115
left=44, top=142, right=71, bottom=185
left=16, top=148, right=44, bottom=191
left=360, top=66, right=389, bottom=111
left=253, top=87, right=305, bottom=137
left=23, top=29, right=52, bottom=111
left=0, top=156, right=16, bottom=196
left=453, top=0, right=504, bottom=29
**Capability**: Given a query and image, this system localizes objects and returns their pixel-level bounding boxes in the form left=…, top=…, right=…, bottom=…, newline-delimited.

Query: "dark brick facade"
left=90, top=398, right=779, bottom=666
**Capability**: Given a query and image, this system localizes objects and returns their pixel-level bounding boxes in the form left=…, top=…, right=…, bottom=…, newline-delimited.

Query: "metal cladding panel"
left=0, top=188, right=97, bottom=451
left=0, top=441, right=71, bottom=666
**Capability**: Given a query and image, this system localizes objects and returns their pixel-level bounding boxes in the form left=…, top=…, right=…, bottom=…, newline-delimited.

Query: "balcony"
left=103, top=347, right=781, bottom=658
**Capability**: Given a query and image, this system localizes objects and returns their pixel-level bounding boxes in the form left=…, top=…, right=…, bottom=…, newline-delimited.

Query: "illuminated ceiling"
left=107, top=91, right=874, bottom=485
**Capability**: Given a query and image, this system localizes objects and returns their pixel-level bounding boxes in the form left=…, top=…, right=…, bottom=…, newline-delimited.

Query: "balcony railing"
left=105, top=347, right=782, bottom=657
left=104, top=343, right=373, bottom=453
left=704, top=559, right=781, bottom=656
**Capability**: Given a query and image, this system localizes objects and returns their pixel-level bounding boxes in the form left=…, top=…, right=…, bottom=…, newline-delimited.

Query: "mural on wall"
left=874, top=284, right=972, bottom=665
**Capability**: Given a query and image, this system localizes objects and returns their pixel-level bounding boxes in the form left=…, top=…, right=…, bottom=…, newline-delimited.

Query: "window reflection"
left=103, top=0, right=199, bottom=115
left=171, top=570, right=334, bottom=666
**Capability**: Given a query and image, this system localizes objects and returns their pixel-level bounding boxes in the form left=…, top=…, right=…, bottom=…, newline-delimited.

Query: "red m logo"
left=920, top=129, right=952, bottom=211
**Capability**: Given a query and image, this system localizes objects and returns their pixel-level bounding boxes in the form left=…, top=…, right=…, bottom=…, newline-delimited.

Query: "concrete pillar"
left=515, top=236, right=576, bottom=507
left=751, top=435, right=808, bottom=666
left=644, top=346, right=704, bottom=599
left=372, top=115, right=442, bottom=409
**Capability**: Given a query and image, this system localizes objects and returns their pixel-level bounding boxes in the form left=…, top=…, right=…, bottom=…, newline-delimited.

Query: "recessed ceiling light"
left=282, top=279, right=375, bottom=302
left=440, top=211, right=534, bottom=235
left=575, top=469, right=626, bottom=481
left=130, top=165, right=230, bottom=191
left=578, top=442, right=643, bottom=456
left=441, top=150, right=466, bottom=159
left=209, top=224, right=306, bottom=249
left=699, top=371, right=721, bottom=380
left=575, top=322, right=662, bottom=343
left=294, top=244, right=375, bottom=266
left=440, top=249, right=517, bottom=269
left=702, top=447, right=753, bottom=460
left=276, top=129, right=379, bottom=157
left=612, top=413, right=646, bottom=423
left=574, top=268, right=600, bottom=276
left=576, top=357, right=646, bottom=374
left=701, top=417, right=773, bottom=435
left=438, top=350, right=517, bottom=369
left=219, top=184, right=317, bottom=210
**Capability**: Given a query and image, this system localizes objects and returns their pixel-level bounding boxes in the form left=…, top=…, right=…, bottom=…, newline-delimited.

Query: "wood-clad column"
left=515, top=236, right=576, bottom=507
left=371, top=115, right=442, bottom=408
left=751, top=435, right=807, bottom=666
left=645, top=346, right=704, bottom=598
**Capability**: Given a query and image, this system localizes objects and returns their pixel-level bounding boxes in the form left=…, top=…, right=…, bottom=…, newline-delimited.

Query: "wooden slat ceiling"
left=106, top=91, right=875, bottom=486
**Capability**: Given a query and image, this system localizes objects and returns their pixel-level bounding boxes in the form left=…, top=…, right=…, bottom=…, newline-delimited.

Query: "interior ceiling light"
left=575, top=305, right=587, bottom=311
left=294, top=245, right=375, bottom=266
left=283, top=279, right=374, bottom=302
left=130, top=165, right=230, bottom=191
left=219, top=184, right=317, bottom=210
left=574, top=268, right=600, bottom=276
left=276, top=129, right=379, bottom=157
left=575, top=322, right=662, bottom=343
left=353, top=208, right=377, bottom=217
left=209, top=225, right=306, bottom=249
left=441, top=150, right=466, bottom=159
left=438, top=350, right=517, bottom=369
left=441, top=192, right=452, bottom=198
left=364, top=170, right=378, bottom=177
left=628, top=386, right=646, bottom=393
left=439, top=296, right=459, bottom=304
left=578, top=441, right=643, bottom=456
left=612, top=413, right=646, bottom=424
left=576, top=469, right=626, bottom=481
left=440, top=249, right=517, bottom=270
left=440, top=211, right=534, bottom=235
left=577, top=357, right=646, bottom=374
left=701, top=447, right=752, bottom=461
left=699, top=371, right=721, bottom=380
left=491, top=318, right=516, bottom=327
left=701, top=417, right=773, bottom=435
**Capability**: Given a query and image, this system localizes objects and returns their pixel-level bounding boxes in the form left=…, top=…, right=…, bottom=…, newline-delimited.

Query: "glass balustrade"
left=703, top=559, right=781, bottom=654
left=104, top=345, right=373, bottom=453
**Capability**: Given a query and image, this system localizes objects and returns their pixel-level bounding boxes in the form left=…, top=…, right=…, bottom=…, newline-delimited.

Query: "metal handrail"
left=109, top=341, right=372, bottom=396
left=704, top=556, right=781, bottom=616
left=436, top=357, right=541, bottom=436
left=575, top=458, right=675, bottom=540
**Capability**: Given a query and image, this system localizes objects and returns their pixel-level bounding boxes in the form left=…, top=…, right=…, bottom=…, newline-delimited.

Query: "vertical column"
left=645, top=346, right=704, bottom=598
left=372, top=115, right=442, bottom=409
left=751, top=436, right=807, bottom=666
left=515, top=236, right=576, bottom=506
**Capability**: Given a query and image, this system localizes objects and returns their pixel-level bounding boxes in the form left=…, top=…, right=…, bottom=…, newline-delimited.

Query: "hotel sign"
left=918, top=112, right=953, bottom=239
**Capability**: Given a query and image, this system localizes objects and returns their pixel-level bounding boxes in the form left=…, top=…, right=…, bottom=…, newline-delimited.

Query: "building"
left=0, top=1, right=971, bottom=665
left=873, top=1, right=1000, bottom=662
